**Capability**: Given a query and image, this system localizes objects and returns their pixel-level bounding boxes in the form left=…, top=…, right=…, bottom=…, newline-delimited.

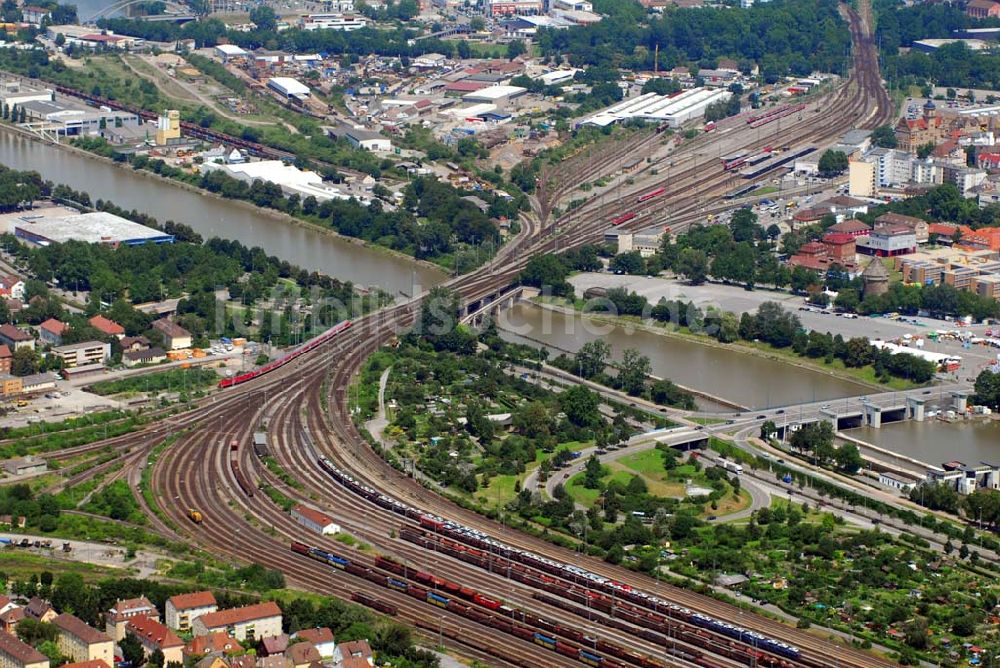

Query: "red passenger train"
left=218, top=321, right=353, bottom=388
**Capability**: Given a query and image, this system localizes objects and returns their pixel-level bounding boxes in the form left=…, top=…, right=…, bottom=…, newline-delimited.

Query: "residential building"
left=24, top=598, right=56, bottom=624
left=50, top=341, right=110, bottom=370
left=257, top=657, right=290, bottom=668
left=38, top=319, right=68, bottom=346
left=152, top=319, right=192, bottom=350
left=0, top=276, right=24, bottom=301
left=291, top=505, right=340, bottom=535
left=822, top=233, right=857, bottom=264
left=166, top=592, right=218, bottom=631
left=291, top=629, right=334, bottom=659
left=259, top=636, right=289, bottom=657
left=123, top=348, right=166, bottom=368
left=0, top=325, right=33, bottom=352
left=856, top=224, right=917, bottom=257
left=192, top=602, right=283, bottom=642
left=20, top=6, right=51, bottom=24
left=825, top=219, right=871, bottom=238
left=847, top=159, right=874, bottom=197
left=286, top=642, right=321, bottom=668
left=194, top=658, right=227, bottom=668
left=942, top=164, right=987, bottom=195
left=0, top=374, right=21, bottom=397
left=0, top=629, right=48, bottom=668
left=0, top=606, right=24, bottom=634
left=53, top=614, right=114, bottom=665
left=874, top=212, right=929, bottom=243
left=3, top=456, right=47, bottom=476
left=895, top=100, right=947, bottom=152
left=185, top=632, right=242, bottom=657
left=332, top=640, right=372, bottom=668
left=88, top=315, right=125, bottom=339
left=126, top=617, right=184, bottom=666
left=105, top=597, right=159, bottom=641
left=62, top=661, right=110, bottom=668
left=0, top=345, right=10, bottom=375
left=816, top=195, right=869, bottom=220
left=121, top=336, right=150, bottom=352
left=966, top=0, right=1000, bottom=19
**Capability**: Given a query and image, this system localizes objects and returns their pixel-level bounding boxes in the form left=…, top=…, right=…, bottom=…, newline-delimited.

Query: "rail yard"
left=22, top=3, right=910, bottom=666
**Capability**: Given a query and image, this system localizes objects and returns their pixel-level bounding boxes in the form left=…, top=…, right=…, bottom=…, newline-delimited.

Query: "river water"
left=0, top=131, right=445, bottom=295
left=845, top=420, right=1000, bottom=467
left=497, top=303, right=870, bottom=410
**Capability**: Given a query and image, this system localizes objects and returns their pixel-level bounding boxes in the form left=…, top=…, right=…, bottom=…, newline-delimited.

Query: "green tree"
left=675, top=248, right=709, bottom=285
left=583, top=455, right=603, bottom=489
left=249, top=5, right=277, bottom=30
left=870, top=125, right=897, bottom=149
left=10, top=346, right=39, bottom=377
left=559, top=385, right=599, bottom=427
left=973, top=369, right=1000, bottom=408
left=120, top=636, right=145, bottom=668
left=817, top=149, right=848, bottom=176
left=506, top=39, right=526, bottom=60
left=610, top=251, right=645, bottom=275
left=574, top=340, right=610, bottom=379
left=616, top=348, right=651, bottom=396
left=834, top=443, right=863, bottom=473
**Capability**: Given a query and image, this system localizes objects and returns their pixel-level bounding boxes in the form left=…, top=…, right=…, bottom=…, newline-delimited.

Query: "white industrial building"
left=291, top=504, right=340, bottom=535
left=301, top=13, right=367, bottom=30
left=461, top=85, right=527, bottom=105
left=0, top=79, right=53, bottom=109
left=268, top=77, right=310, bottom=100
left=13, top=211, right=174, bottom=247
left=214, top=44, right=248, bottom=61
left=532, top=69, right=579, bottom=86
left=329, top=125, right=392, bottom=152
left=200, top=160, right=363, bottom=204
left=579, top=88, right=732, bottom=129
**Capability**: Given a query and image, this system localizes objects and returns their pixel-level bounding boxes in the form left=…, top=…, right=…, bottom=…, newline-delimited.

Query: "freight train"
left=315, top=456, right=800, bottom=662
left=290, top=540, right=636, bottom=667
left=218, top=320, right=353, bottom=388
left=402, top=528, right=791, bottom=668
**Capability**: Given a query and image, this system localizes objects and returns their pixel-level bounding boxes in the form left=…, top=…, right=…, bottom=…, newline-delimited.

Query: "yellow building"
left=0, top=630, right=49, bottom=668
left=848, top=160, right=875, bottom=198
left=155, top=110, right=180, bottom=145
left=53, top=615, right=114, bottom=666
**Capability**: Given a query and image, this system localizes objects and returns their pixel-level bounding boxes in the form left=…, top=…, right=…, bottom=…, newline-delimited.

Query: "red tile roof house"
left=0, top=324, right=34, bottom=351
left=105, top=596, right=159, bottom=641
left=292, top=628, right=335, bottom=659
left=88, top=315, right=125, bottom=339
left=192, top=602, right=282, bottom=642
left=38, top=318, right=69, bottom=346
left=165, top=591, right=217, bottom=631
left=333, top=640, right=373, bottom=668
left=126, top=616, right=185, bottom=666
left=0, top=629, right=49, bottom=668
left=184, top=632, right=242, bottom=658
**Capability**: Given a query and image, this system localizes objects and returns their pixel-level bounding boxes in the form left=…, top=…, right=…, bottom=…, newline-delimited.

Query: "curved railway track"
left=57, top=3, right=900, bottom=663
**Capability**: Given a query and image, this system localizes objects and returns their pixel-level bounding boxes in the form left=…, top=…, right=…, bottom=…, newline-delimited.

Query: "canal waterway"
left=844, top=420, right=1000, bottom=468
left=497, top=303, right=871, bottom=410
left=0, top=131, right=445, bottom=295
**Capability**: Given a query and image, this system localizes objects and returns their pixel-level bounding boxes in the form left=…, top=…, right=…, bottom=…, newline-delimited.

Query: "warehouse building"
left=268, top=77, right=310, bottom=100
left=291, top=504, right=340, bottom=535
left=18, top=98, right=139, bottom=137
left=461, top=85, right=527, bottom=105
left=13, top=211, right=173, bottom=247
left=579, top=88, right=732, bottom=129
left=200, top=161, right=358, bottom=204
left=0, top=79, right=53, bottom=110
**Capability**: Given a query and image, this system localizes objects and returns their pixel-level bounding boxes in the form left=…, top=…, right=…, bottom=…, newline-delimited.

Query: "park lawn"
left=482, top=441, right=590, bottom=508
left=566, top=472, right=602, bottom=507
left=617, top=449, right=665, bottom=475
left=708, top=488, right=752, bottom=517
left=606, top=462, right=686, bottom=498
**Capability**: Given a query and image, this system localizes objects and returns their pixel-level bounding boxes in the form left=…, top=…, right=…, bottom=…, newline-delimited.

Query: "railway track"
left=47, top=2, right=901, bottom=663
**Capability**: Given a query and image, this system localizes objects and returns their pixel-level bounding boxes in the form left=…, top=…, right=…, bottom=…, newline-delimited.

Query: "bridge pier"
left=950, top=391, right=969, bottom=413
left=906, top=397, right=925, bottom=422
left=862, top=401, right=882, bottom=429
left=819, top=409, right=839, bottom=430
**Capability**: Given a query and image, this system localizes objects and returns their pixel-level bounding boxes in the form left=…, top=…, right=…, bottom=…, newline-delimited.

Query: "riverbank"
left=528, top=298, right=920, bottom=393
left=0, top=124, right=448, bottom=287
